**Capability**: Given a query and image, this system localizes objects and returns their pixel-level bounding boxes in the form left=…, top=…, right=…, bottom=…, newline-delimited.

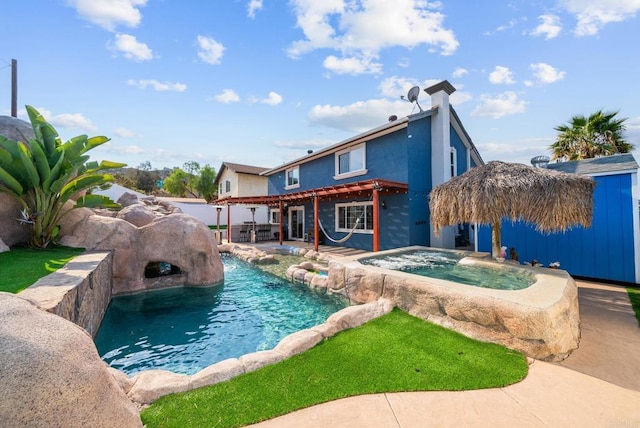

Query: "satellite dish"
left=401, top=85, right=423, bottom=112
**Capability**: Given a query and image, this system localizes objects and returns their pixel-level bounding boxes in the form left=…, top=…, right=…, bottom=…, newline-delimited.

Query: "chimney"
left=425, top=80, right=456, bottom=249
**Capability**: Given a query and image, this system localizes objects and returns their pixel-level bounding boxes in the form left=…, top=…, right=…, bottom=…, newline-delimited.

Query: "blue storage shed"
left=477, top=154, right=640, bottom=284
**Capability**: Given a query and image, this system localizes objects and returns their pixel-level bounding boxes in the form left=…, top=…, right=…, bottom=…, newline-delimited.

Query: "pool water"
left=94, top=253, right=347, bottom=376
left=360, top=250, right=535, bottom=290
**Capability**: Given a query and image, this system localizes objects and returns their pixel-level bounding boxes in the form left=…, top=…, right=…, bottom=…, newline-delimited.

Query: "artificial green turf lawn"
left=628, top=287, right=640, bottom=326
left=0, top=246, right=85, bottom=293
left=141, top=308, right=528, bottom=428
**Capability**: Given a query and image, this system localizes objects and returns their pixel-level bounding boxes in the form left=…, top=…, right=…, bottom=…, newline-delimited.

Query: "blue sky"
left=1, top=0, right=639, bottom=171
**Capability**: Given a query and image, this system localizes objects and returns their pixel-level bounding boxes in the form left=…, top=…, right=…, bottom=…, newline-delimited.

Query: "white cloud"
left=483, top=18, right=518, bottom=35
left=323, top=55, right=382, bottom=75
left=251, top=91, right=283, bottom=106
left=452, top=67, right=468, bottom=78
left=214, top=89, right=241, bottom=103
left=471, top=91, right=527, bottom=119
left=378, top=76, right=471, bottom=106
left=50, top=112, right=98, bottom=132
left=397, top=57, right=410, bottom=68
left=109, top=33, right=153, bottom=61
left=308, top=98, right=415, bottom=133
left=560, top=0, right=640, bottom=36
left=113, top=127, right=136, bottom=138
left=248, top=0, right=263, bottom=18
left=67, top=0, right=147, bottom=31
left=288, top=0, right=458, bottom=75
left=127, top=79, right=187, bottom=92
left=197, top=35, right=225, bottom=65
left=450, top=90, right=472, bottom=106
left=527, top=62, right=566, bottom=86
left=489, top=66, right=516, bottom=85
left=530, top=14, right=562, bottom=39
left=477, top=138, right=553, bottom=165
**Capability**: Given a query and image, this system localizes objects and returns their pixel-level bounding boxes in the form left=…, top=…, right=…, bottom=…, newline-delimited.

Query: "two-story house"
left=216, top=81, right=484, bottom=252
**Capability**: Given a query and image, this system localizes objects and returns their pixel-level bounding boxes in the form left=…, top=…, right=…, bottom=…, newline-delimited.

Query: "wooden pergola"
left=215, top=178, right=408, bottom=252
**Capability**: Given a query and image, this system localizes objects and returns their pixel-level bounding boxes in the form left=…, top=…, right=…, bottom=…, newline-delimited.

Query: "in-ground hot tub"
left=327, top=246, right=580, bottom=361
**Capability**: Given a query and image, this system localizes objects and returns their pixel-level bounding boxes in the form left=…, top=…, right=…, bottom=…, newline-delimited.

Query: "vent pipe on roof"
left=388, top=115, right=398, bottom=122
left=307, top=149, right=313, bottom=154
left=530, top=155, right=550, bottom=168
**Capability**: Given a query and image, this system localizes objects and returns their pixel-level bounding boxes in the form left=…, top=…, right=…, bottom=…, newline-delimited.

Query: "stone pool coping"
left=17, top=243, right=580, bottom=405
left=333, top=246, right=580, bottom=362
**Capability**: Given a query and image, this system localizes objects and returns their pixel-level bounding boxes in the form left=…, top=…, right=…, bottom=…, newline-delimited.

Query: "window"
left=285, top=166, right=300, bottom=189
left=334, top=143, right=367, bottom=179
left=450, top=147, right=457, bottom=178
left=335, top=202, right=373, bottom=234
left=269, top=209, right=280, bottom=224
left=218, top=183, right=223, bottom=195
left=225, top=180, right=231, bottom=193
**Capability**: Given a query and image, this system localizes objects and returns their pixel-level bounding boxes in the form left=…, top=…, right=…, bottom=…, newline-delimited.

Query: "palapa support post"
left=227, top=204, right=231, bottom=243
left=492, top=221, right=501, bottom=259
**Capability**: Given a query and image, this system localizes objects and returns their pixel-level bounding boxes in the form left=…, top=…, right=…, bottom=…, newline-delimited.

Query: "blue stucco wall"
left=405, top=115, right=432, bottom=246
left=478, top=173, right=637, bottom=283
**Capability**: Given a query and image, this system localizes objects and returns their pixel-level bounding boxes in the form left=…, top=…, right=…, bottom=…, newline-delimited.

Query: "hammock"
left=317, top=214, right=364, bottom=244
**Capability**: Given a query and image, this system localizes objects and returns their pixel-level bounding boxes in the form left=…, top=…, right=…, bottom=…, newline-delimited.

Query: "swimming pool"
left=359, top=249, right=535, bottom=290
left=94, top=253, right=347, bottom=375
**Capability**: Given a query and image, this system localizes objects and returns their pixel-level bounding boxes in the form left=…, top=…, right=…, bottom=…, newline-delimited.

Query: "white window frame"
left=334, top=143, right=367, bottom=180
left=285, top=166, right=300, bottom=190
left=218, top=183, right=223, bottom=195
left=450, top=147, right=457, bottom=178
left=334, top=201, right=373, bottom=234
left=269, top=208, right=280, bottom=225
left=225, top=179, right=231, bottom=193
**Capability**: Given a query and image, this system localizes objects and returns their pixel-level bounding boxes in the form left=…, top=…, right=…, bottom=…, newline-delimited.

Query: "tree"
left=0, top=106, right=125, bottom=248
left=135, top=161, right=158, bottom=193
left=163, top=162, right=217, bottom=201
left=550, top=110, right=633, bottom=161
left=196, top=164, right=217, bottom=203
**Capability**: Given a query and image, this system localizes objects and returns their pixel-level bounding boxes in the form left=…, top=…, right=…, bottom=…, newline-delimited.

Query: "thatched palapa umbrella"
left=429, top=161, right=596, bottom=258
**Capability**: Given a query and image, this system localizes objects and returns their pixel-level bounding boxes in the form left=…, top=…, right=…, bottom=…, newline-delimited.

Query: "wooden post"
left=373, top=188, right=379, bottom=252
left=279, top=201, right=283, bottom=245
left=491, top=221, right=501, bottom=259
left=11, top=59, right=17, bottom=118
left=313, top=195, right=319, bottom=253
left=227, top=204, right=231, bottom=243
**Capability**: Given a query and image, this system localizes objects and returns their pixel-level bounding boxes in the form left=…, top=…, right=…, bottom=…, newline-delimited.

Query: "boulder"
left=0, top=115, right=34, bottom=143
left=0, top=293, right=142, bottom=427
left=116, top=203, right=156, bottom=227
left=117, top=192, right=140, bottom=208
left=0, top=193, right=29, bottom=247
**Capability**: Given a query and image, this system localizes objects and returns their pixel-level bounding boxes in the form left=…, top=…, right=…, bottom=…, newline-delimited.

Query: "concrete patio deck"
left=245, top=248, right=640, bottom=427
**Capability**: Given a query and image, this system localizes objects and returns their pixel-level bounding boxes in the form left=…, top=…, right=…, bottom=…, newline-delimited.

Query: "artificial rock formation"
left=60, top=209, right=224, bottom=295
left=58, top=193, right=222, bottom=294
left=0, top=192, right=29, bottom=248
left=0, top=293, right=142, bottom=428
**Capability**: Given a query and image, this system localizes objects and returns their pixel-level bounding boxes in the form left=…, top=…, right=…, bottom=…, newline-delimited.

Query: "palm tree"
left=550, top=110, right=633, bottom=161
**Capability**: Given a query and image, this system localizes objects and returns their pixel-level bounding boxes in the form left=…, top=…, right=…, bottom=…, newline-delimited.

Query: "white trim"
left=288, top=205, right=305, bottom=241
left=450, top=147, right=458, bottom=177
left=269, top=208, right=280, bottom=225
left=334, top=201, right=374, bottom=234
left=285, top=166, right=300, bottom=190
left=334, top=143, right=367, bottom=180
left=631, top=171, right=640, bottom=283
left=583, top=169, right=639, bottom=178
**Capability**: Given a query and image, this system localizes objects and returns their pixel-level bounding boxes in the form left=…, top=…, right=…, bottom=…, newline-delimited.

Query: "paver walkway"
left=249, top=279, right=640, bottom=427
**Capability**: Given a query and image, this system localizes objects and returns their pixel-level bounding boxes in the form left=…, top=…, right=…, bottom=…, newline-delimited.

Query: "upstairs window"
left=218, top=183, right=223, bottom=195
left=335, top=143, right=367, bottom=179
left=225, top=179, right=231, bottom=193
left=450, top=147, right=457, bottom=177
left=285, top=166, right=300, bottom=189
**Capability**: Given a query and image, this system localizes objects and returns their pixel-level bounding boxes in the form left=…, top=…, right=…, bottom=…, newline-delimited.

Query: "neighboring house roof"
left=547, top=153, right=639, bottom=175
left=214, top=162, right=270, bottom=185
